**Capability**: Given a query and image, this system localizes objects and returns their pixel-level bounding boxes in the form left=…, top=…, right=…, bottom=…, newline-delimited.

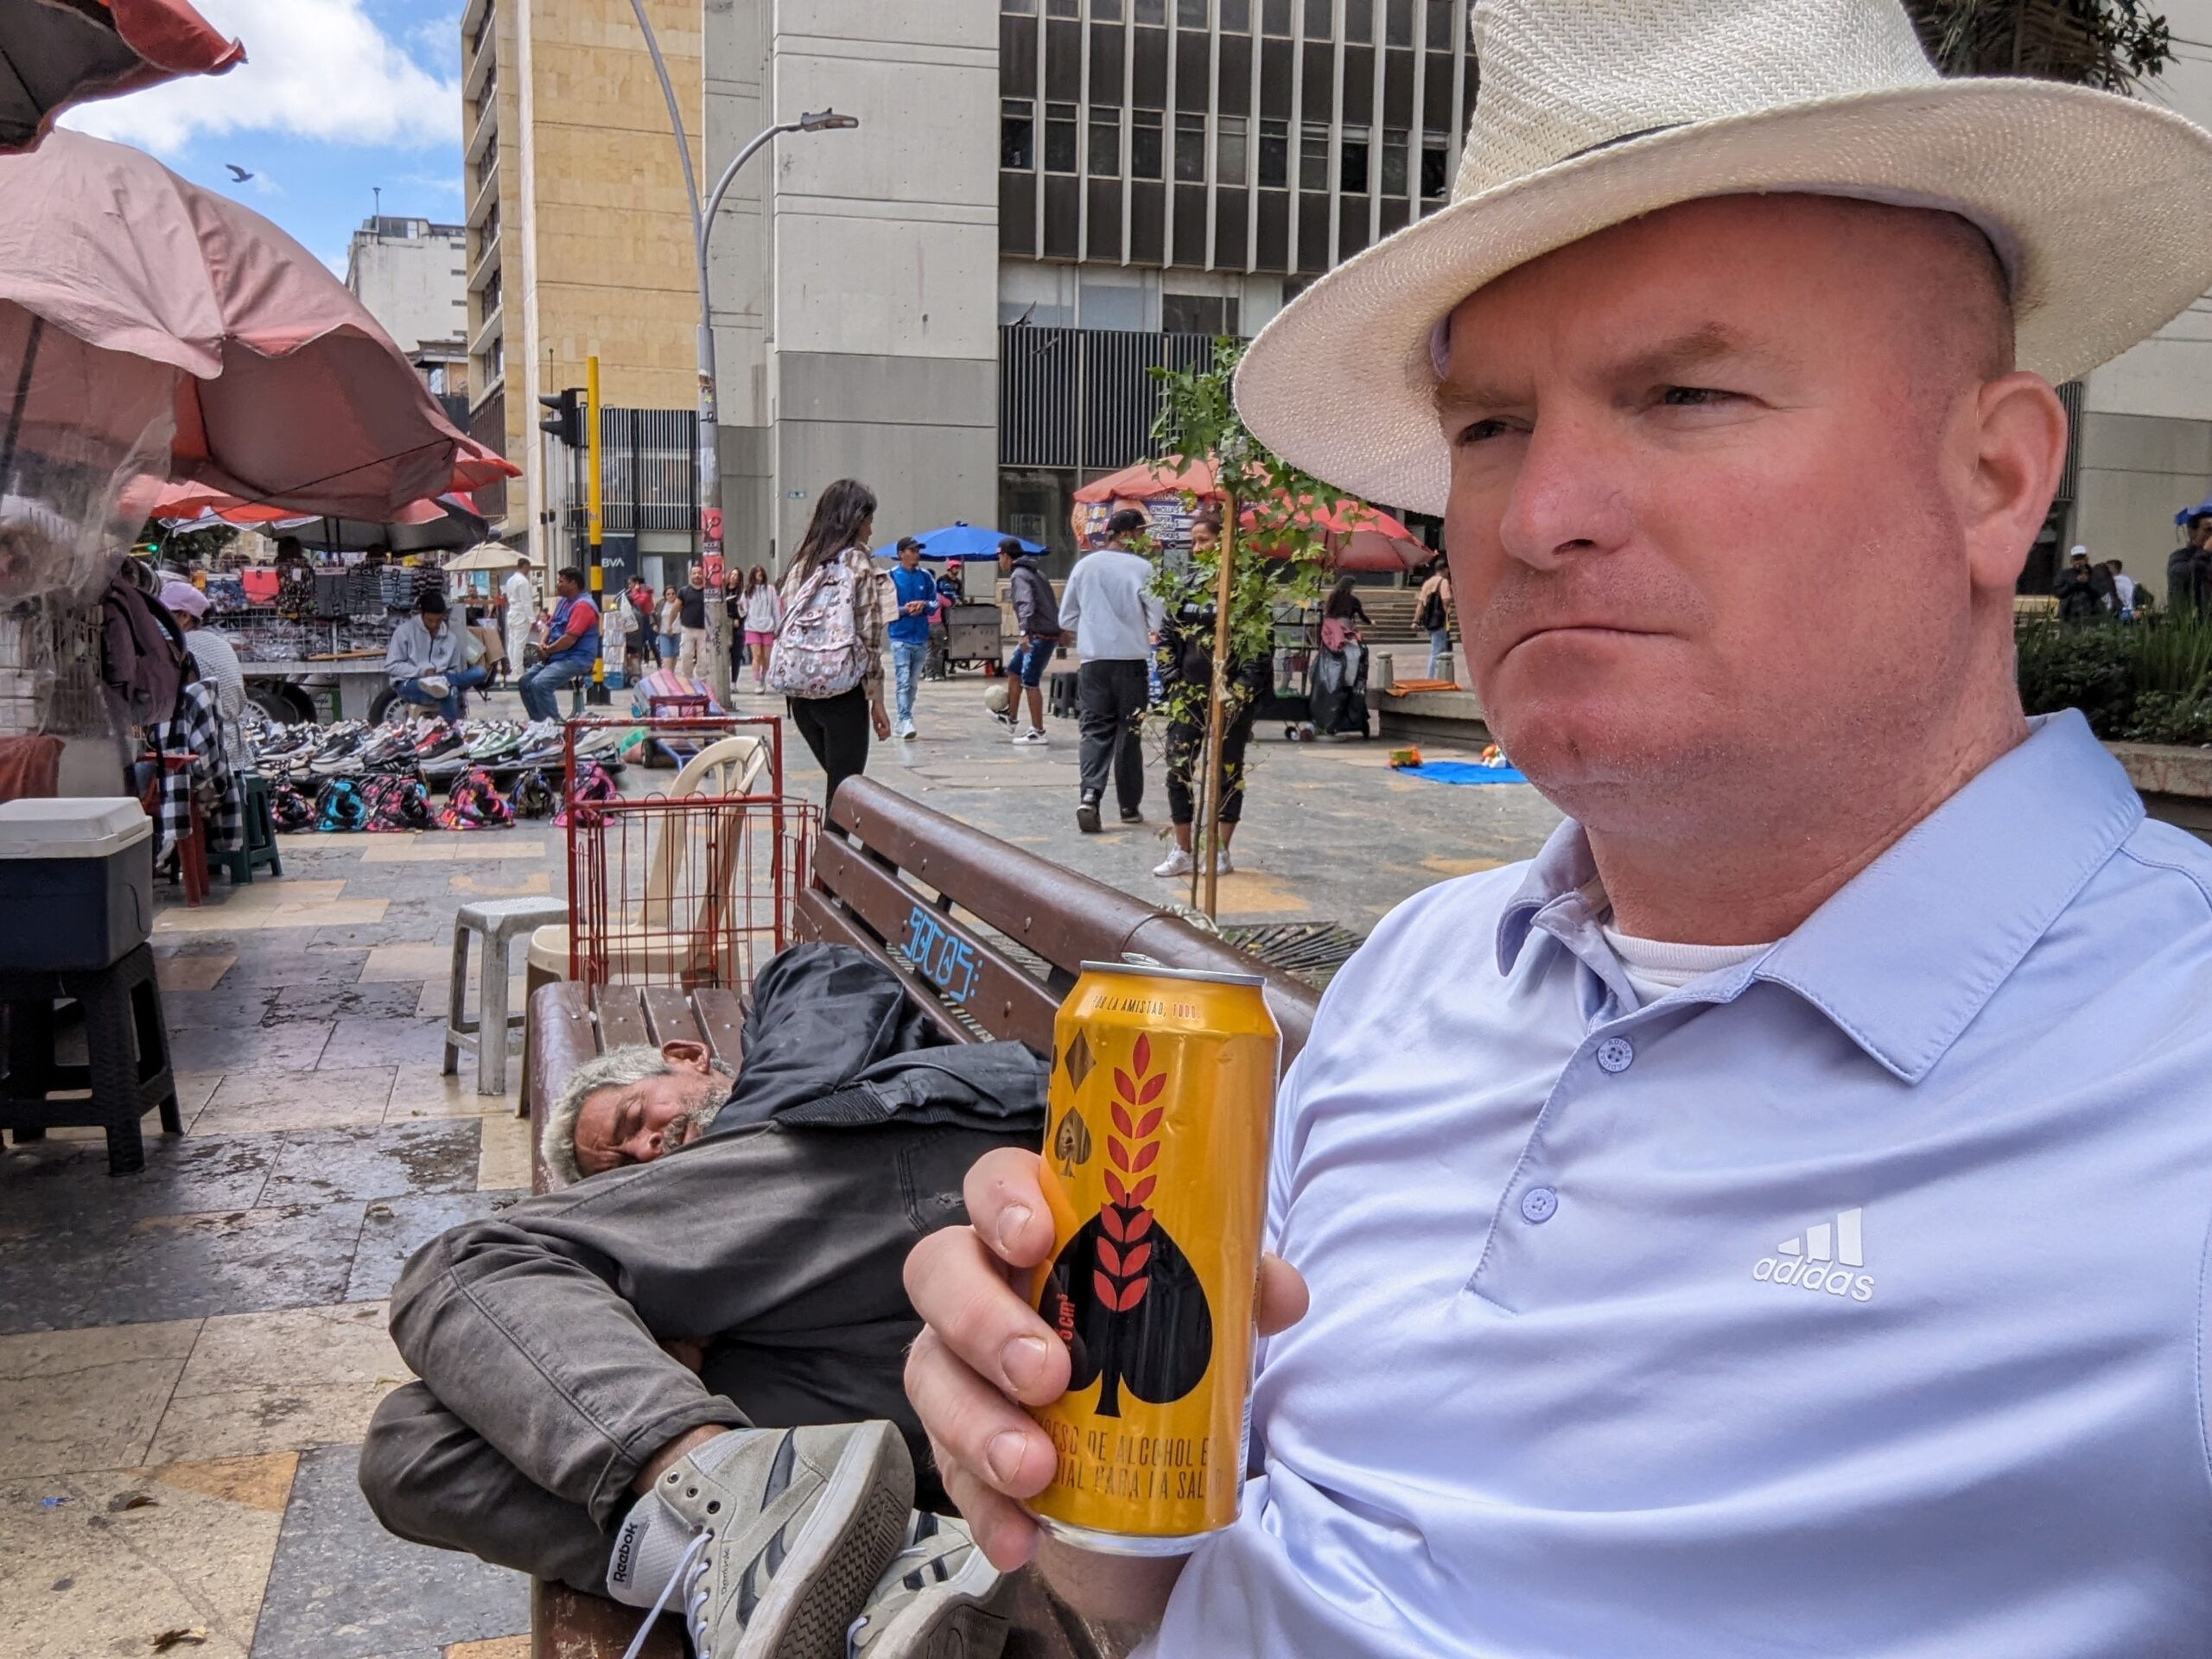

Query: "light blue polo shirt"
left=1155, top=711, right=2212, bottom=1657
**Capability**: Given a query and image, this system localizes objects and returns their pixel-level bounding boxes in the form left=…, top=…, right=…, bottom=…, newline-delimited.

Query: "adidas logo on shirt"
left=1753, top=1208, right=1874, bottom=1302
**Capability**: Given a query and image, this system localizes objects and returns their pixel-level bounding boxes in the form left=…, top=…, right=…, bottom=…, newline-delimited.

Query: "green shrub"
left=2014, top=613, right=2212, bottom=743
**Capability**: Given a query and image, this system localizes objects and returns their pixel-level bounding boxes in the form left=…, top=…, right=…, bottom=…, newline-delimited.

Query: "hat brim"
left=1235, top=79, right=2212, bottom=515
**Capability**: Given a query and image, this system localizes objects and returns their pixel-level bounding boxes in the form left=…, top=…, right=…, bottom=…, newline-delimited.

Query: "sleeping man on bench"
left=359, top=944, right=1043, bottom=1659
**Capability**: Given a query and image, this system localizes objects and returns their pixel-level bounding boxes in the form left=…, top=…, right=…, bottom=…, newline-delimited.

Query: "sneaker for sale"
left=844, top=1512, right=1009, bottom=1659
left=1076, top=797, right=1100, bottom=835
left=625, top=1422, right=914, bottom=1659
left=1152, top=848, right=1193, bottom=879
left=1011, top=728, right=1046, bottom=746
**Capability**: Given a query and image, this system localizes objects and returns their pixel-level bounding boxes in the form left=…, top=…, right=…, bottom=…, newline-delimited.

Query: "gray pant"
left=1076, top=659, right=1149, bottom=814
left=359, top=1117, right=1026, bottom=1589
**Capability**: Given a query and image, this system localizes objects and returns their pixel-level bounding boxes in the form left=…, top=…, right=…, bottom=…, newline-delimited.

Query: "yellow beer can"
left=1026, top=962, right=1281, bottom=1555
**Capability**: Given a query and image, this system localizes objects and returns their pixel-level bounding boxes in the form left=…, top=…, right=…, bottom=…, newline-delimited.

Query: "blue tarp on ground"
left=1401, top=760, right=1529, bottom=786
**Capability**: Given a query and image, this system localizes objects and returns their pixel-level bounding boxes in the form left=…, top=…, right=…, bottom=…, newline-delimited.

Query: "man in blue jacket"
left=886, top=537, right=937, bottom=740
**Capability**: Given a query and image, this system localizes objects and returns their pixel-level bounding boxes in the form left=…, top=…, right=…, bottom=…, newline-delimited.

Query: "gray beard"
left=656, top=1086, right=728, bottom=1159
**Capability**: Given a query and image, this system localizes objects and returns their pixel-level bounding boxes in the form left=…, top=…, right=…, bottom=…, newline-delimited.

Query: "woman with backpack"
left=768, top=479, right=888, bottom=806
left=1415, top=556, right=1453, bottom=679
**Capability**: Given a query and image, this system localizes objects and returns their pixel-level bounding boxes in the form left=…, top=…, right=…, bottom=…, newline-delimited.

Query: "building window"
left=1385, top=0, right=1411, bottom=45
left=1177, top=0, right=1209, bottom=22
left=1163, top=293, right=1241, bottom=335
left=1174, top=111, right=1207, bottom=182
left=1381, top=128, right=1408, bottom=195
left=1299, top=120, right=1330, bottom=190
left=1047, top=0, right=1078, bottom=14
left=1217, top=114, right=1248, bottom=187
left=1002, top=99, right=1036, bottom=169
left=1263, top=0, right=1291, bottom=34
left=1424, top=0, right=1455, bottom=49
left=1003, top=0, right=1037, bottom=10
left=1092, top=0, right=1122, bottom=16
left=1344, top=0, right=1371, bottom=42
left=1221, top=0, right=1250, bottom=29
left=1132, top=109, right=1165, bottom=178
left=1135, top=0, right=1165, bottom=20
left=1340, top=132, right=1370, bottom=193
left=1304, top=0, right=1331, bottom=37
left=1089, top=107, right=1122, bottom=175
left=1045, top=102, right=1079, bottom=173
left=1421, top=133, right=1451, bottom=200
left=1257, top=118, right=1289, bottom=188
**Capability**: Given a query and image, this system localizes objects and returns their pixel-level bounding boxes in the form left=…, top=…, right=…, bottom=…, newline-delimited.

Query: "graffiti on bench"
left=905, top=902, right=981, bottom=1003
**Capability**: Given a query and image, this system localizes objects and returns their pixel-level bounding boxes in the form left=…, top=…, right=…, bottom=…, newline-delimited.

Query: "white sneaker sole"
left=734, top=1421, right=914, bottom=1659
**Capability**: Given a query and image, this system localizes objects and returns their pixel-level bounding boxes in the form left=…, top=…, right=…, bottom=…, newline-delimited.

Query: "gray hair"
left=541, top=1045, right=733, bottom=1188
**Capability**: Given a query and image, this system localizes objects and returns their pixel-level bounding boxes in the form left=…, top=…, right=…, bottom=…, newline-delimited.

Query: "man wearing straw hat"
left=902, top=2, right=2212, bottom=1653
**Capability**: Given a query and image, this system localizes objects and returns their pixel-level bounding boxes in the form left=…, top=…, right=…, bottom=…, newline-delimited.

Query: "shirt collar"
left=1497, top=711, right=2144, bottom=1082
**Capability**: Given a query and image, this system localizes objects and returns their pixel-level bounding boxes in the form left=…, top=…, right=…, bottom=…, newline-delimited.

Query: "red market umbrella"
left=0, top=0, right=243, bottom=152
left=0, top=130, right=518, bottom=524
left=1071, top=456, right=1219, bottom=504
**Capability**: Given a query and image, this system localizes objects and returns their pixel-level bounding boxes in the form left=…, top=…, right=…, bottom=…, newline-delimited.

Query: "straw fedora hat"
left=1234, top=0, right=2212, bottom=516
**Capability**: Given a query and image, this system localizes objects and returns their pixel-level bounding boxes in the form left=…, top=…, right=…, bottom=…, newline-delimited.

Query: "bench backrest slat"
left=593, top=985, right=652, bottom=1049
left=810, top=830, right=1064, bottom=1051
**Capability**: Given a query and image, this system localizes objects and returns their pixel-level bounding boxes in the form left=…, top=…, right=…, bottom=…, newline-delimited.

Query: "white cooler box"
left=0, top=798, right=155, bottom=970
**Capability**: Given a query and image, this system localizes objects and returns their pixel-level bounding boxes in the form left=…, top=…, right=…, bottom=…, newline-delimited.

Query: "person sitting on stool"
left=385, top=589, right=488, bottom=722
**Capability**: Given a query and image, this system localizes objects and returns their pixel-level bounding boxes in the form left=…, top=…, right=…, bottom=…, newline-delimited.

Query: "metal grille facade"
left=598, top=407, right=699, bottom=534
left=1000, top=0, right=1475, bottom=276
left=1001, top=326, right=1215, bottom=470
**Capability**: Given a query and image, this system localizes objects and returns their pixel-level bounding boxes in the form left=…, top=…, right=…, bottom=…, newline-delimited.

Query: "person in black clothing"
left=2167, top=515, right=2209, bottom=618
left=2054, top=549, right=2103, bottom=624
left=1154, top=506, right=1265, bottom=880
left=1323, top=574, right=1373, bottom=628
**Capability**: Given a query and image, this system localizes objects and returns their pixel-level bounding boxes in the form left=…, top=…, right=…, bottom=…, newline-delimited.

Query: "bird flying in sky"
left=226, top=163, right=253, bottom=182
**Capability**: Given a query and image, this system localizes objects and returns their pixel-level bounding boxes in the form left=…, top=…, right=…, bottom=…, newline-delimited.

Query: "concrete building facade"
left=344, top=216, right=469, bottom=359
left=2071, top=3, right=2212, bottom=598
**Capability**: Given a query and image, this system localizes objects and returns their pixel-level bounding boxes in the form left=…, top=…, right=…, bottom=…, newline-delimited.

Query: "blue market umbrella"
left=872, top=521, right=1043, bottom=562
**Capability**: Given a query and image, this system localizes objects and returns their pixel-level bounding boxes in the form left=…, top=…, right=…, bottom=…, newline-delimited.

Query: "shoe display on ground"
left=1153, top=847, right=1194, bottom=879
left=1011, top=728, right=1046, bottom=746
left=844, top=1512, right=1009, bottom=1659
left=1076, top=798, right=1100, bottom=834
left=627, top=1421, right=915, bottom=1659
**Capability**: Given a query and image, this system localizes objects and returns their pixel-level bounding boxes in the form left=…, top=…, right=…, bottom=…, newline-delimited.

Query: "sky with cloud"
left=64, top=0, right=465, bottom=275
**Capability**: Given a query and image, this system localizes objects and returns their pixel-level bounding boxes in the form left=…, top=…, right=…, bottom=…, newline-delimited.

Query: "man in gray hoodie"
left=1058, top=508, right=1166, bottom=833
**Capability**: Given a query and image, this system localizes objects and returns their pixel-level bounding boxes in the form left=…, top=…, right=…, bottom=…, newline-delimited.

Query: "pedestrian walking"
left=500, top=556, right=536, bottom=683
left=766, top=480, right=889, bottom=809
left=1155, top=507, right=1263, bottom=878
left=741, top=565, right=780, bottom=691
left=657, top=586, right=681, bottom=665
left=998, top=538, right=1058, bottom=744
left=623, top=576, right=654, bottom=678
left=674, top=563, right=710, bottom=681
left=1415, top=556, right=1453, bottom=677
left=2055, top=548, right=2103, bottom=624
left=517, top=567, right=599, bottom=721
left=2107, top=561, right=2137, bottom=619
left=1059, top=506, right=1165, bottom=833
left=887, top=537, right=936, bottom=739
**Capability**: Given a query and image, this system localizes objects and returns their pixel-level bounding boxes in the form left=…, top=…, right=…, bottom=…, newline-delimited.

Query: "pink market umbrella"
left=0, top=129, right=518, bottom=524
left=0, top=0, right=244, bottom=152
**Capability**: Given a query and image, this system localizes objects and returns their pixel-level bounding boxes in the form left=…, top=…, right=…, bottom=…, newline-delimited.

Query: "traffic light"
left=537, top=387, right=581, bottom=446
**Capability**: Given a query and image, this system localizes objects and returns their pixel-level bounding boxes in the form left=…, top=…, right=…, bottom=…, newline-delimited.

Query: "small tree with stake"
left=1146, top=340, right=1341, bottom=918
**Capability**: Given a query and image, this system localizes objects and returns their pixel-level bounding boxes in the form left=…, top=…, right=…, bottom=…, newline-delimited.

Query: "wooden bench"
left=524, top=775, right=1321, bottom=1659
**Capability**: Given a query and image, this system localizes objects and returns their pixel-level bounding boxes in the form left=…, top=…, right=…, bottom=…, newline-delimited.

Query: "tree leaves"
left=1903, top=0, right=2171, bottom=90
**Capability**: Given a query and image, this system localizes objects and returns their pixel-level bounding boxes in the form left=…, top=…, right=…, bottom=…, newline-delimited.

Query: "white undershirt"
left=1600, top=922, right=1772, bottom=1006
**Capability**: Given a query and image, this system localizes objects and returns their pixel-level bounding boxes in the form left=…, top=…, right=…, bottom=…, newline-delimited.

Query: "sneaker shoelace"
left=620, top=1526, right=712, bottom=1659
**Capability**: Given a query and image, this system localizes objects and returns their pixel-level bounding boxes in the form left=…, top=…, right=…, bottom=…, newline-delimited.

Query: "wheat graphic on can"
left=1027, top=962, right=1281, bottom=1554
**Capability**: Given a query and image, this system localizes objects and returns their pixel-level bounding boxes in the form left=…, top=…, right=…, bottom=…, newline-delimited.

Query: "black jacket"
left=1007, top=557, right=1059, bottom=639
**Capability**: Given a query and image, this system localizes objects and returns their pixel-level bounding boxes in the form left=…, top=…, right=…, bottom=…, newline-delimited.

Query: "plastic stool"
left=442, top=897, right=569, bottom=1096
left=208, top=773, right=283, bottom=887
left=1047, top=671, right=1079, bottom=720
left=0, top=942, right=179, bottom=1175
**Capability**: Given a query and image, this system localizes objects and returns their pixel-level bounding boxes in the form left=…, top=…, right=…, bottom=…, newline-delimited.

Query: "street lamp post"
left=622, top=0, right=856, bottom=703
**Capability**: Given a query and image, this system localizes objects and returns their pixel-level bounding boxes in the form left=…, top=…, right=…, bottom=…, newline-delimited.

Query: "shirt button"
left=1520, top=1185, right=1558, bottom=1224
left=1595, top=1036, right=1636, bottom=1074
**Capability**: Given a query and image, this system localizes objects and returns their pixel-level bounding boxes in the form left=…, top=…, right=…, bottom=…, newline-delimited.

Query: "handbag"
left=766, top=553, right=868, bottom=698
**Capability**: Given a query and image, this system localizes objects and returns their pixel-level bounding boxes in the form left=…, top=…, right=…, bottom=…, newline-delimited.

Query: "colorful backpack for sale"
left=362, top=775, right=433, bottom=833
left=270, top=782, right=315, bottom=833
left=439, top=767, right=513, bottom=830
left=550, top=762, right=619, bottom=829
left=314, top=778, right=368, bottom=833
left=765, top=550, right=867, bottom=699
left=509, top=768, right=557, bottom=821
